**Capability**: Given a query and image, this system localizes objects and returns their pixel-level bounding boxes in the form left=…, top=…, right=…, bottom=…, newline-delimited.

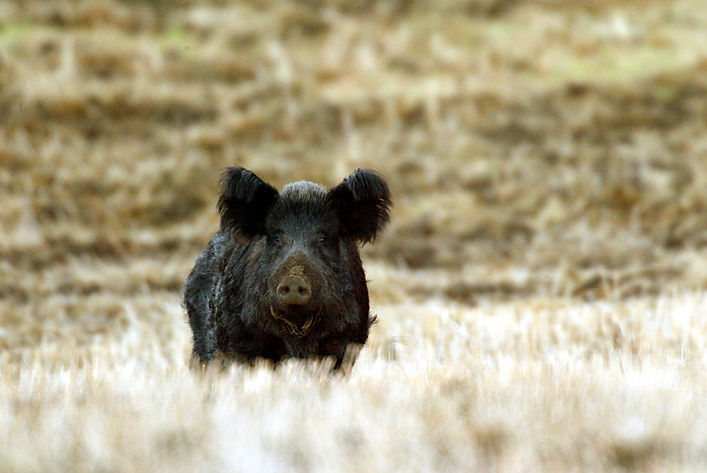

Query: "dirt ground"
left=1, top=1, right=706, bottom=471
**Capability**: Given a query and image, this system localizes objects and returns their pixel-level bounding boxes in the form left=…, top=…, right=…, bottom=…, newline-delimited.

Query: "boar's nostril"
left=277, top=275, right=312, bottom=306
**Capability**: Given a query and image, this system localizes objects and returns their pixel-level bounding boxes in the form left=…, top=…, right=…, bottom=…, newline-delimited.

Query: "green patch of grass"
left=153, top=25, right=197, bottom=55
left=161, top=25, right=189, bottom=45
left=652, top=84, right=679, bottom=102
left=0, top=22, right=35, bottom=44
left=544, top=46, right=698, bottom=85
left=153, top=25, right=221, bottom=74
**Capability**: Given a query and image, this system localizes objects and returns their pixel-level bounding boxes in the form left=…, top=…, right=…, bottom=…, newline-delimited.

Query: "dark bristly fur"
left=184, top=167, right=391, bottom=367
left=217, top=168, right=279, bottom=235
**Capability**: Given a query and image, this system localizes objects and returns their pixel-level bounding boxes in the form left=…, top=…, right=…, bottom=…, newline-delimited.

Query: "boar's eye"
left=269, top=232, right=283, bottom=245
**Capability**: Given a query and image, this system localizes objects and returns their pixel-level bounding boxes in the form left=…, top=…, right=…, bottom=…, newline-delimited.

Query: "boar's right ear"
left=328, top=169, right=392, bottom=244
left=218, top=167, right=279, bottom=237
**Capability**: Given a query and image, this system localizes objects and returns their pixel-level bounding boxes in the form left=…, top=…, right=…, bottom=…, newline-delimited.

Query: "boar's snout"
left=274, top=250, right=317, bottom=309
left=277, top=274, right=312, bottom=306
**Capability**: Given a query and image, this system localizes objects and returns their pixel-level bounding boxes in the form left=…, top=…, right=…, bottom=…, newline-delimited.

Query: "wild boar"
left=184, top=167, right=391, bottom=367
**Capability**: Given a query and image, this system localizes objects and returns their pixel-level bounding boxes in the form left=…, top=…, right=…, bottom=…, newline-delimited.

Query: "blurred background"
left=0, top=0, right=706, bottom=360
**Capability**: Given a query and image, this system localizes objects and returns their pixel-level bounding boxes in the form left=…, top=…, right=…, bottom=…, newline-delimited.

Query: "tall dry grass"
left=1, top=0, right=706, bottom=471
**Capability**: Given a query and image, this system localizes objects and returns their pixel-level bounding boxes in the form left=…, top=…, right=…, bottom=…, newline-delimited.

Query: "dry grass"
left=1, top=0, right=706, bottom=471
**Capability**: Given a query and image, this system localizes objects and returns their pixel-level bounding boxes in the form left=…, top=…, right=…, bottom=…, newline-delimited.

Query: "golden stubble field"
left=1, top=0, right=706, bottom=471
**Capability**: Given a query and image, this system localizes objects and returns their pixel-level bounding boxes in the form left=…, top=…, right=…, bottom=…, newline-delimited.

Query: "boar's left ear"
left=328, top=168, right=392, bottom=243
left=218, top=167, right=279, bottom=237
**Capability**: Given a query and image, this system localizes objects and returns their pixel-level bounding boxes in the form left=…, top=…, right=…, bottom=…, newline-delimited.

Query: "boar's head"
left=217, top=167, right=391, bottom=339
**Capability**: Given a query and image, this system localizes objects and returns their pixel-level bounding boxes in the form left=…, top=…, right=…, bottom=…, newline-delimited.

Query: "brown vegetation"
left=1, top=0, right=706, bottom=471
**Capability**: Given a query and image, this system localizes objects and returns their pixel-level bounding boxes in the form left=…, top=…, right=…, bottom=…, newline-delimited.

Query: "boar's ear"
left=328, top=169, right=392, bottom=243
left=218, top=167, right=279, bottom=236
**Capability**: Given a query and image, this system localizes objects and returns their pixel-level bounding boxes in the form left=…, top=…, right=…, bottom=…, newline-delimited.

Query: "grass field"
left=1, top=0, right=706, bottom=471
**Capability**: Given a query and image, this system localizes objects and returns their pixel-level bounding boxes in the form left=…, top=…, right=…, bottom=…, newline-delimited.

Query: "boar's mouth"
left=270, top=306, right=319, bottom=339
